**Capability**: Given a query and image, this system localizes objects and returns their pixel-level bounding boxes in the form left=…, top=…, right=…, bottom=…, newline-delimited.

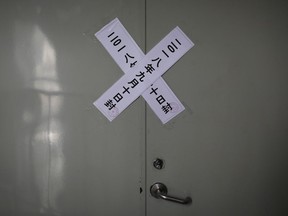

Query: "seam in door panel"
left=144, top=1, right=147, bottom=216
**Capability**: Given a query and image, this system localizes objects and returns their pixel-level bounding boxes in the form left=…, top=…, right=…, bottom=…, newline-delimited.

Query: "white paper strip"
left=94, top=25, right=194, bottom=121
left=95, top=18, right=187, bottom=123
left=95, top=18, right=144, bottom=73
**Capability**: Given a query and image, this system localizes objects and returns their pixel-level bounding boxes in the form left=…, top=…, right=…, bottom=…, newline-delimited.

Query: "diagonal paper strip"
left=95, top=18, right=187, bottom=123
left=94, top=25, right=194, bottom=121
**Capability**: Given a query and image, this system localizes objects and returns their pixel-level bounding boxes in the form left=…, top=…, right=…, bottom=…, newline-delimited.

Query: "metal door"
left=0, top=1, right=145, bottom=215
left=1, top=1, right=288, bottom=216
left=146, top=0, right=288, bottom=215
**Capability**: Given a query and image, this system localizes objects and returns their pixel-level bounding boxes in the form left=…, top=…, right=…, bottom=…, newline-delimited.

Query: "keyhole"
left=153, top=158, right=164, bottom=170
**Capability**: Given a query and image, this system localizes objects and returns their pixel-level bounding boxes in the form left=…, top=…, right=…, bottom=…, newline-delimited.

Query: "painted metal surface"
left=0, top=1, right=145, bottom=215
left=1, top=1, right=288, bottom=216
left=146, top=0, right=288, bottom=215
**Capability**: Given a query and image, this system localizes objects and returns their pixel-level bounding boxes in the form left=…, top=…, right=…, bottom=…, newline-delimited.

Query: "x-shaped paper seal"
left=94, top=18, right=194, bottom=123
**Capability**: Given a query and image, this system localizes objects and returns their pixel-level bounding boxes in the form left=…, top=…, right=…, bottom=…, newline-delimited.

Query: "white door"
left=1, top=1, right=288, bottom=216
left=146, top=0, right=288, bottom=215
left=0, top=1, right=145, bottom=215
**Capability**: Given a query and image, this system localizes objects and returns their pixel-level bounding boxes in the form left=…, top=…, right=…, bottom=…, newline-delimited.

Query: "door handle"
left=150, top=183, right=192, bottom=205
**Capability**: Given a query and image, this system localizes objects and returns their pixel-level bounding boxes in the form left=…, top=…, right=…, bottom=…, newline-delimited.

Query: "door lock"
left=153, top=158, right=164, bottom=170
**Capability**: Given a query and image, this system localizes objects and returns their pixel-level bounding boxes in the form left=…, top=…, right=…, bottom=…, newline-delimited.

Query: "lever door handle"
left=150, top=182, right=192, bottom=205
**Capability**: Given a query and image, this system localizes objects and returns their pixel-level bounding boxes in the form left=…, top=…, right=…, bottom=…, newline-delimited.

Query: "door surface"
left=146, top=0, right=288, bottom=216
left=1, top=1, right=288, bottom=216
left=0, top=1, right=145, bottom=216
